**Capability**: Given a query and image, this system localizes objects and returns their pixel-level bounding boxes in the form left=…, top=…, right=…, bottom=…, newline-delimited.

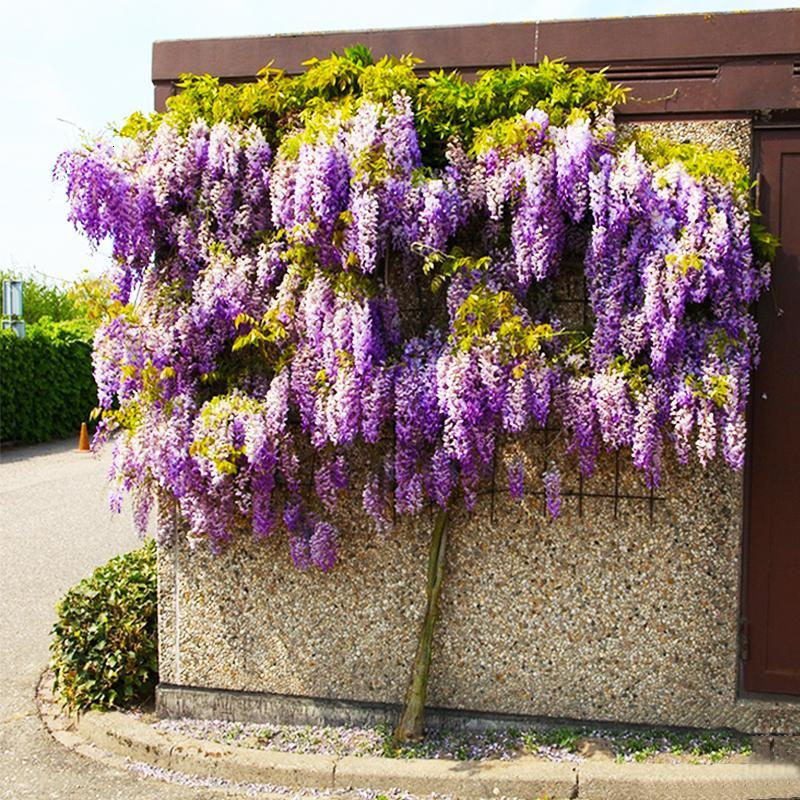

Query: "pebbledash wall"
left=158, top=444, right=800, bottom=734
left=153, top=12, right=800, bottom=735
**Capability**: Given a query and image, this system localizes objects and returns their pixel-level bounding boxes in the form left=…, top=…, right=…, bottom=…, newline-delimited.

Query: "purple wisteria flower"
left=55, top=85, right=768, bottom=567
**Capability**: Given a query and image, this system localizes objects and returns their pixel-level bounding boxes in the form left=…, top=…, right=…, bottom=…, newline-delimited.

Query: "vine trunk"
left=393, top=507, right=449, bottom=744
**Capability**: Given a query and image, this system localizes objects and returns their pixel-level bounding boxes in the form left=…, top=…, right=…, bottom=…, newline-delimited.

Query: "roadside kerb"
left=334, top=754, right=576, bottom=798
left=38, top=675, right=800, bottom=800
left=577, top=760, right=800, bottom=800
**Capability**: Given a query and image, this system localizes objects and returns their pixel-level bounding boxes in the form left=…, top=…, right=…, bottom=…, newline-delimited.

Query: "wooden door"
left=744, top=128, right=800, bottom=695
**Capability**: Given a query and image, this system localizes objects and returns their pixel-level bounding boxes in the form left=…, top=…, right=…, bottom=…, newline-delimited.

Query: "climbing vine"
left=56, top=48, right=770, bottom=571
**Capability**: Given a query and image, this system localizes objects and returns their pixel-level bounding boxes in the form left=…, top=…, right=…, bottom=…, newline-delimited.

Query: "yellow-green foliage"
left=631, top=130, right=751, bottom=194
left=119, top=50, right=627, bottom=168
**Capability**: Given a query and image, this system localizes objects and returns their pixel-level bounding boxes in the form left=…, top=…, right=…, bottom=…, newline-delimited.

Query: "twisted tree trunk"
left=393, top=508, right=449, bottom=744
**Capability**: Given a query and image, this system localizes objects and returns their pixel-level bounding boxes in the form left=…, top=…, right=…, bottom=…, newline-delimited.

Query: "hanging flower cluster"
left=56, top=54, right=770, bottom=570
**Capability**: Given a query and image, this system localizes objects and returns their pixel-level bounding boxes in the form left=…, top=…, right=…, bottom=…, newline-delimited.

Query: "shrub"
left=50, top=540, right=158, bottom=712
left=0, top=318, right=96, bottom=443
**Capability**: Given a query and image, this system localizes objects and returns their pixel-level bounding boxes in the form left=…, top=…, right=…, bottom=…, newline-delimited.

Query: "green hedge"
left=0, top=318, right=97, bottom=443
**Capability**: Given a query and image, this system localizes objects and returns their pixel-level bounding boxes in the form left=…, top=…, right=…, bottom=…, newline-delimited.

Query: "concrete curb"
left=577, top=760, right=800, bottom=800
left=38, top=676, right=800, bottom=800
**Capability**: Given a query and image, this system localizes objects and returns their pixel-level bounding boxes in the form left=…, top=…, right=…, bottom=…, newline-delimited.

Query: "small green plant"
left=223, top=722, right=244, bottom=743
left=607, top=728, right=751, bottom=763
left=50, top=540, right=158, bottom=712
left=522, top=726, right=584, bottom=753
left=255, top=726, right=277, bottom=744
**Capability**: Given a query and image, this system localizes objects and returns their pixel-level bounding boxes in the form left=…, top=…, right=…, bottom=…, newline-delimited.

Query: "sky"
left=0, top=0, right=787, bottom=285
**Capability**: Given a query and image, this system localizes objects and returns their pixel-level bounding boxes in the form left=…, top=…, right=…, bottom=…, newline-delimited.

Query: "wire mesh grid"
left=293, top=255, right=665, bottom=524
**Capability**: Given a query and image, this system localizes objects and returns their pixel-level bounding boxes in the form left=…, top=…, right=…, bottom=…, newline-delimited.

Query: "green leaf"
left=50, top=541, right=157, bottom=713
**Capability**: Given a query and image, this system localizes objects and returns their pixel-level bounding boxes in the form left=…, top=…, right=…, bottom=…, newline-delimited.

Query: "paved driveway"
left=0, top=439, right=228, bottom=799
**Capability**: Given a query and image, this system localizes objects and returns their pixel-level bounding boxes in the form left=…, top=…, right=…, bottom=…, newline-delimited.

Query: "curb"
left=37, top=676, right=800, bottom=800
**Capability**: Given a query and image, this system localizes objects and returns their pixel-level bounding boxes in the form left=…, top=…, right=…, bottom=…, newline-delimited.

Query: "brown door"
left=744, top=128, right=800, bottom=695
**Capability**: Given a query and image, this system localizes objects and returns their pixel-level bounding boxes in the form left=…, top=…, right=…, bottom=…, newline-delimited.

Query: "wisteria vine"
left=56, top=53, right=771, bottom=571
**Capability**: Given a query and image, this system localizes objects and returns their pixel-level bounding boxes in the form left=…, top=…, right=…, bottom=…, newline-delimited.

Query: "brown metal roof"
left=152, top=9, right=800, bottom=117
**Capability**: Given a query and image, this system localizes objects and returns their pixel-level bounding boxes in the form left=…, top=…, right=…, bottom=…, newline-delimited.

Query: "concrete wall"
left=156, top=120, right=800, bottom=735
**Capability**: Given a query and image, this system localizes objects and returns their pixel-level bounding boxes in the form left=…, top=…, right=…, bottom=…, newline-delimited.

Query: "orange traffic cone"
left=78, top=422, right=91, bottom=452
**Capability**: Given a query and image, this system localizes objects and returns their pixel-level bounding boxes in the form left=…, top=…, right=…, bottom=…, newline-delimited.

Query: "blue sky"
left=0, top=0, right=787, bottom=284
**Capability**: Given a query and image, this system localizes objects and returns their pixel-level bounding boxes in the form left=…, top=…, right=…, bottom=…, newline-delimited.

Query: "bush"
left=50, top=540, right=158, bottom=712
left=0, top=318, right=96, bottom=443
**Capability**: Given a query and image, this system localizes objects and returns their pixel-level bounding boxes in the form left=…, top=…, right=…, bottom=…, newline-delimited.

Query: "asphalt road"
left=0, top=439, right=230, bottom=799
